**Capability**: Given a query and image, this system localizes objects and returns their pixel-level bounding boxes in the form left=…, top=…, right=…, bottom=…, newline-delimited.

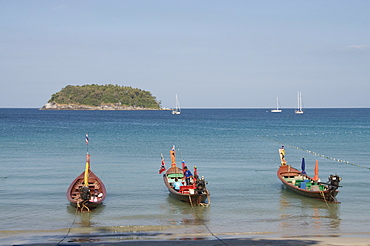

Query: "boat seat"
left=310, top=185, right=325, bottom=191
left=284, top=178, right=299, bottom=182
left=179, top=185, right=195, bottom=194
left=179, top=185, right=194, bottom=191
left=71, top=192, right=80, bottom=198
left=168, top=173, right=184, bottom=178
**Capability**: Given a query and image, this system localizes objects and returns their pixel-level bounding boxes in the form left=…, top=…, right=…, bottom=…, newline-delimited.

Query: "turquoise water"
left=1, top=108, right=370, bottom=244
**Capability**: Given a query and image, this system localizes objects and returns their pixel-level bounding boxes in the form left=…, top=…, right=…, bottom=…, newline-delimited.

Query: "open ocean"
left=1, top=108, right=370, bottom=245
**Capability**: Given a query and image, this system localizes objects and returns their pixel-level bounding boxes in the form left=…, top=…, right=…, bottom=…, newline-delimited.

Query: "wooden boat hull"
left=277, top=165, right=339, bottom=202
left=66, top=170, right=107, bottom=209
left=163, top=174, right=208, bottom=205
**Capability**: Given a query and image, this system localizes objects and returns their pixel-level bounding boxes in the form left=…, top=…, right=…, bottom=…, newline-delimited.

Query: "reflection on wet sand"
left=278, top=188, right=340, bottom=237
left=160, top=195, right=210, bottom=226
left=58, top=196, right=213, bottom=244
left=66, top=204, right=105, bottom=227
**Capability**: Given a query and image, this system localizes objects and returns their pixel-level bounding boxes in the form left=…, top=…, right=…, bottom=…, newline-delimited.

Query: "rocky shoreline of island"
left=40, top=102, right=168, bottom=110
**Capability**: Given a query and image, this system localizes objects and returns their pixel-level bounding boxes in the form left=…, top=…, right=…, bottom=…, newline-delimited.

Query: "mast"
left=295, top=91, right=303, bottom=114
left=84, top=133, right=90, bottom=186
left=170, top=145, right=176, bottom=166
left=271, top=97, right=282, bottom=112
left=175, top=94, right=181, bottom=113
left=172, top=94, right=181, bottom=114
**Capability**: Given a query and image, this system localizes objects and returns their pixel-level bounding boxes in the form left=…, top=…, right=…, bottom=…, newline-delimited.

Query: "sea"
left=1, top=108, right=370, bottom=245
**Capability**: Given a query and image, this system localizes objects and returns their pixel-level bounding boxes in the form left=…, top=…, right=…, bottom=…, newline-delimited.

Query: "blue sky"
left=1, top=0, right=369, bottom=108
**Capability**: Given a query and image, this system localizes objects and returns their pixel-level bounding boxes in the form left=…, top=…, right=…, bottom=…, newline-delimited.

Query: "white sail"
left=271, top=97, right=282, bottom=113
left=172, top=94, right=181, bottom=115
left=295, top=91, right=304, bottom=114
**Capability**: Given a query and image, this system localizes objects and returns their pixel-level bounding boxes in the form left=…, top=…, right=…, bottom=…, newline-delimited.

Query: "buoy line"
left=264, top=131, right=361, bottom=137
left=258, top=135, right=370, bottom=170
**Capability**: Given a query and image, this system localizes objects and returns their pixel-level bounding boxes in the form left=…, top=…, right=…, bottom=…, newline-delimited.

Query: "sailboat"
left=172, top=94, right=181, bottom=115
left=295, top=91, right=304, bottom=114
left=271, top=97, right=282, bottom=113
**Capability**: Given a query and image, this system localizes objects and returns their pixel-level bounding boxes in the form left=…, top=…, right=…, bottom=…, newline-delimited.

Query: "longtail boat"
left=66, top=134, right=106, bottom=211
left=277, top=146, right=342, bottom=203
left=159, top=146, right=210, bottom=206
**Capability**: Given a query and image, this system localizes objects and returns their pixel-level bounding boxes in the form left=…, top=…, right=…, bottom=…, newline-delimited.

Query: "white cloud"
left=348, top=44, right=367, bottom=50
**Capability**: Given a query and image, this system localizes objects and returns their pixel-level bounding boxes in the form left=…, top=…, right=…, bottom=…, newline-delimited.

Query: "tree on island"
left=47, top=84, right=161, bottom=109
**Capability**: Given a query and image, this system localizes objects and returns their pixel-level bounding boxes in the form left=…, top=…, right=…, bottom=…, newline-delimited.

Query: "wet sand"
left=5, top=226, right=370, bottom=246
left=10, top=237, right=370, bottom=246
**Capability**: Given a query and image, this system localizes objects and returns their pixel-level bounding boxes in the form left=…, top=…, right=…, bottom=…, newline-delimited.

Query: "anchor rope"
left=203, top=223, right=228, bottom=246
left=188, top=189, right=225, bottom=245
left=56, top=210, right=78, bottom=245
left=319, top=190, right=330, bottom=209
left=259, top=135, right=370, bottom=170
left=200, top=190, right=227, bottom=244
left=188, top=193, right=194, bottom=208
left=191, top=204, right=228, bottom=246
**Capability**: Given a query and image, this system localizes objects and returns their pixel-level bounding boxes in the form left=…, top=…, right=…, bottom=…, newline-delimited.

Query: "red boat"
left=277, top=147, right=342, bottom=203
left=66, top=135, right=106, bottom=211
left=160, top=146, right=210, bottom=206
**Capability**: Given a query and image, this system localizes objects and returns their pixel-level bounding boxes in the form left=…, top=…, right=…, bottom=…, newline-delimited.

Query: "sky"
left=1, top=0, right=369, bottom=108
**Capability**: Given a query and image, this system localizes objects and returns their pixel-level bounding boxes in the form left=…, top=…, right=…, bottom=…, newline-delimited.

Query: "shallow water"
left=1, top=108, right=370, bottom=244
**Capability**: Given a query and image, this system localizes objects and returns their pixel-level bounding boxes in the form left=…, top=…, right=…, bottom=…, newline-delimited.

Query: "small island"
left=40, top=84, right=163, bottom=110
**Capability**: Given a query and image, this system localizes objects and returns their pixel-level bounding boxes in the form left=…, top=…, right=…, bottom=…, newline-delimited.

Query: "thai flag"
left=85, top=134, right=89, bottom=144
left=159, top=154, right=166, bottom=174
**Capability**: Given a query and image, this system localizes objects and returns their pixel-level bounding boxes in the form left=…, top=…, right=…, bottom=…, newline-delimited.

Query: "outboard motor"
left=80, top=186, right=91, bottom=201
left=327, top=174, right=342, bottom=193
left=195, top=177, right=207, bottom=194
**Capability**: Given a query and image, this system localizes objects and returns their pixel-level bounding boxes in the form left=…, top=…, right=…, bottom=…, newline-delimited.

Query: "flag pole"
left=85, top=133, right=89, bottom=154
left=84, top=133, right=90, bottom=187
left=159, top=153, right=166, bottom=174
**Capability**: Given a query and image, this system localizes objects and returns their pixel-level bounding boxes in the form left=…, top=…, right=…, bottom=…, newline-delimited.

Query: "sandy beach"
left=10, top=237, right=370, bottom=246
left=5, top=226, right=370, bottom=246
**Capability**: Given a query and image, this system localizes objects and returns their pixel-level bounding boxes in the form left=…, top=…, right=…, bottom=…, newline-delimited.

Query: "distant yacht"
left=172, top=94, right=181, bottom=115
left=295, top=91, right=304, bottom=114
left=271, top=97, right=282, bottom=113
